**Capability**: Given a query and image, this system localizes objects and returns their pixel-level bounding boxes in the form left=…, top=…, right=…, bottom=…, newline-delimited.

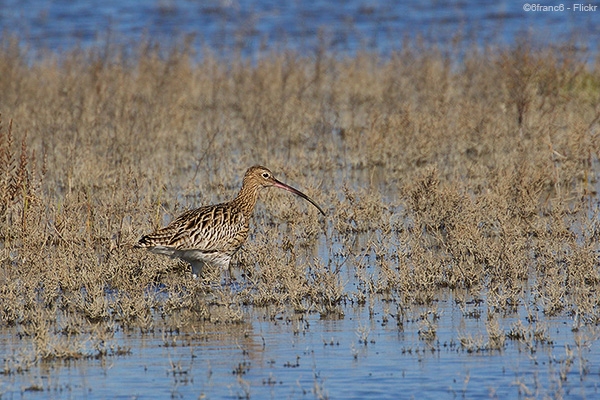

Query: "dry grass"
left=1, top=36, right=600, bottom=364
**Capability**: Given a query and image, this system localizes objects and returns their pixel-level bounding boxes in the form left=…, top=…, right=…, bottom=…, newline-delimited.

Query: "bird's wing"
left=138, top=204, right=249, bottom=254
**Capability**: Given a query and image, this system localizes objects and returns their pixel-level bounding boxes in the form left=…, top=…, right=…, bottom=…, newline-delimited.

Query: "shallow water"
left=2, top=289, right=599, bottom=399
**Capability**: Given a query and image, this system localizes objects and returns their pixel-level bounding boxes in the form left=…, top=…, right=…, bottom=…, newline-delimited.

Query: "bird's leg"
left=222, top=262, right=237, bottom=286
left=190, top=261, right=204, bottom=279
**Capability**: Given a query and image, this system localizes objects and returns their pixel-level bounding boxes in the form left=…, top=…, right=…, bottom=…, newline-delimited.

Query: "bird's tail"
left=134, top=235, right=157, bottom=248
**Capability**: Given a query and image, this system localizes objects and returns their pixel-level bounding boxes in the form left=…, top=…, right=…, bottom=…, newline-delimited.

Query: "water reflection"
left=2, top=288, right=599, bottom=398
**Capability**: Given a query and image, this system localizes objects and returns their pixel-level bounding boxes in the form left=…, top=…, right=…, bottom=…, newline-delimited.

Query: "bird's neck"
left=232, top=179, right=261, bottom=219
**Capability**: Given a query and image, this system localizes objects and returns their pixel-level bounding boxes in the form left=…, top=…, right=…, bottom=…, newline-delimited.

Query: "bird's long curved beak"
left=272, top=179, right=326, bottom=215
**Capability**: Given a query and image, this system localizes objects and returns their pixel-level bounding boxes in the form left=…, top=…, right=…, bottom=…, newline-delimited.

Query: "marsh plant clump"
left=0, top=36, right=600, bottom=368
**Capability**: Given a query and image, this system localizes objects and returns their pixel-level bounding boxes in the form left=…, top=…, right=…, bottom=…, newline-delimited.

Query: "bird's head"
left=244, top=165, right=325, bottom=215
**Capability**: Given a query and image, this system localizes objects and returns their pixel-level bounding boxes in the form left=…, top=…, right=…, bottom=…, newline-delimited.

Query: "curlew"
left=135, top=165, right=325, bottom=278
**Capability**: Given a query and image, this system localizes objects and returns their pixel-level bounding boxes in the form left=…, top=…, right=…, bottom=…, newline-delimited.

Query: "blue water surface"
left=0, top=0, right=597, bottom=58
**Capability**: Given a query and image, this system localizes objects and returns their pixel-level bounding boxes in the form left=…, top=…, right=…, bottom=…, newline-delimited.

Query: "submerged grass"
left=1, top=36, right=600, bottom=368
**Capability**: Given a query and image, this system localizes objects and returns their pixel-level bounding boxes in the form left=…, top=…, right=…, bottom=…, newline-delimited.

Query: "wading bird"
left=135, top=165, right=325, bottom=278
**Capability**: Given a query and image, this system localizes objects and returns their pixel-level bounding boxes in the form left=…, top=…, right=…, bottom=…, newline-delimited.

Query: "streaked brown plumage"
left=135, top=165, right=325, bottom=278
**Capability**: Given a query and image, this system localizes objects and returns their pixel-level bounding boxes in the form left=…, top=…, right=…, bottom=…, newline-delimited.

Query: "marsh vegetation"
left=1, top=37, right=600, bottom=397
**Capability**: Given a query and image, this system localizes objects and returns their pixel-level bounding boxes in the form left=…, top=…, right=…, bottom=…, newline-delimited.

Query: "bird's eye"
left=262, top=172, right=270, bottom=178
